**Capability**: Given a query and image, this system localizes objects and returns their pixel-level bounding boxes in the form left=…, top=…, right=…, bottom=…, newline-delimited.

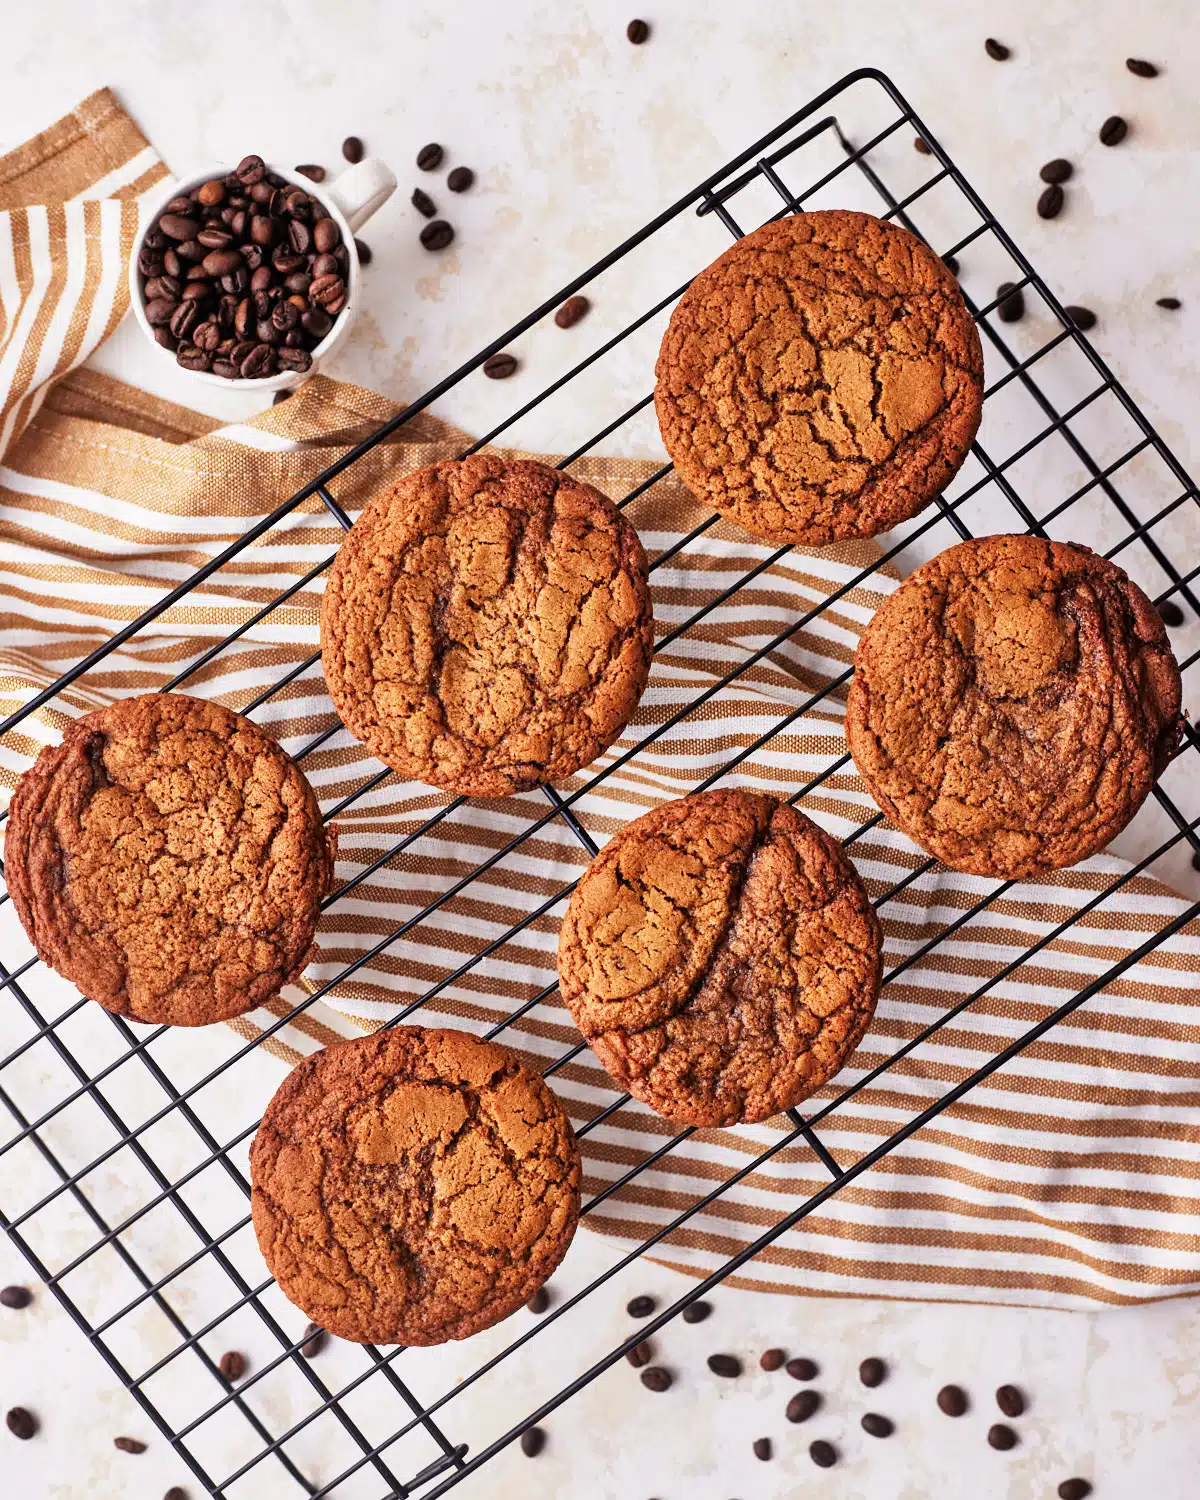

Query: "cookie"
left=845, top=535, right=1183, bottom=877
left=250, top=1026, right=581, bottom=1345
left=320, top=455, right=654, bottom=797
left=654, top=209, right=984, bottom=546
left=4, top=692, right=333, bottom=1026
left=558, top=789, right=882, bottom=1127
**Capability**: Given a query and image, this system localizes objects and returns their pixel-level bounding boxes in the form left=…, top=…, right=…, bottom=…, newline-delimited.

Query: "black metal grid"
left=1, top=67, right=1199, bottom=1498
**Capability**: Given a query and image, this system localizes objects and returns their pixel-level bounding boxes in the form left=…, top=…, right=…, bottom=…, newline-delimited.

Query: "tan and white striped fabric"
left=1, top=93, right=1198, bottom=1311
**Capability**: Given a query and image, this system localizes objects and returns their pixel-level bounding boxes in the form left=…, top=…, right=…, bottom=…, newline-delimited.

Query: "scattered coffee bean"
left=219, top=1351, right=247, bottom=1382
left=1066, top=305, right=1097, bottom=330
left=914, top=135, right=932, bottom=154
left=273, top=389, right=293, bottom=404
left=1192, top=849, right=1200, bottom=873
left=996, top=1384, right=1025, bottom=1417
left=6, top=1406, right=36, bottom=1439
left=1126, top=58, right=1159, bottom=78
left=809, top=1440, right=837, bottom=1469
left=943, top=253, right=959, bottom=276
left=786, top=1390, right=821, bottom=1423
left=447, top=166, right=474, bottom=193
left=859, top=1357, right=886, bottom=1387
left=997, top=282, right=1026, bottom=322
left=786, top=1357, right=817, bottom=1381
left=354, top=239, right=373, bottom=266
left=760, top=1348, right=785, bottom=1372
left=627, top=19, right=650, bottom=44
left=988, top=1423, right=1018, bottom=1450
left=527, top=1286, right=550, bottom=1315
left=555, top=294, right=591, bottom=329
left=483, top=351, right=518, bottom=379
left=627, top=1295, right=656, bottom=1318
left=420, top=220, right=454, bottom=251
left=301, top=1322, right=327, bottom=1358
left=115, top=1436, right=147, bottom=1454
left=164, top=1489, right=189, bottom=1500
left=1156, top=296, right=1181, bottom=309
left=862, top=1412, right=894, bottom=1438
left=641, top=1366, right=672, bottom=1392
left=295, top=165, right=326, bottom=183
left=412, top=187, right=437, bottom=218
left=1058, top=1481, right=1092, bottom=1500
left=984, top=38, right=1011, bottom=60
left=0, top=1286, right=31, bottom=1309
left=416, top=143, right=444, bottom=171
left=343, top=136, right=365, bottom=164
left=681, top=1300, right=711, bottom=1324
left=752, top=1437, right=772, bottom=1461
left=1159, top=600, right=1184, bottom=627
left=1100, top=115, right=1129, bottom=146
left=937, top=1384, right=968, bottom=1416
left=626, top=1340, right=652, bottom=1368
left=520, top=1427, right=545, bottom=1457
left=1040, top=158, right=1074, bottom=184
left=707, top=1354, right=742, bottom=1378
left=1038, top=183, right=1065, bottom=219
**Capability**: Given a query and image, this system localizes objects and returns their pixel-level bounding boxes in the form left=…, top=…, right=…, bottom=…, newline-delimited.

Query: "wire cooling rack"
left=1, top=67, right=1199, bottom=1500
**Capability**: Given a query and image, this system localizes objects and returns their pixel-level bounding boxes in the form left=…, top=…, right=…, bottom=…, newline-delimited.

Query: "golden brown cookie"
left=4, top=693, right=334, bottom=1026
left=557, top=789, right=882, bottom=1127
left=845, top=535, right=1183, bottom=877
left=654, top=209, right=984, bottom=546
left=250, top=1026, right=581, bottom=1346
left=320, top=455, right=654, bottom=797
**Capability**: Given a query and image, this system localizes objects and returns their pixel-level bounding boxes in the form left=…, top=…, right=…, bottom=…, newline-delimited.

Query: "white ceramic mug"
left=128, top=157, right=397, bottom=393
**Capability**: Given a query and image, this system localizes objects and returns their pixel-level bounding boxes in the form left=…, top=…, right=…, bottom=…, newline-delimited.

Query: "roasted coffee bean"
left=343, top=136, right=365, bottom=164
left=230, top=340, right=258, bottom=365
left=310, top=273, right=346, bottom=307
left=1066, top=304, right=1097, bottom=330
left=301, top=1323, right=327, bottom=1358
left=988, top=1423, right=1018, bottom=1451
left=627, top=1295, right=656, bottom=1318
left=166, top=195, right=195, bottom=215
left=301, top=307, right=333, bottom=338
left=555, top=295, right=590, bottom=329
left=250, top=215, right=276, bottom=247
left=217, top=295, right=239, bottom=327
left=169, top=301, right=201, bottom=339
left=234, top=299, right=255, bottom=338
left=138, top=247, right=164, bottom=278
left=859, top=1357, right=886, bottom=1387
left=154, top=327, right=176, bottom=350
left=115, top=1436, right=147, bottom=1454
left=197, top=179, right=226, bottom=207
left=258, top=318, right=284, bottom=346
left=809, top=1440, right=837, bottom=1469
left=1160, top=600, right=1184, bottom=627
left=324, top=294, right=347, bottom=316
left=354, top=238, right=373, bottom=265
left=937, top=1384, right=968, bottom=1416
left=627, top=18, right=650, bottom=43
left=752, top=1437, right=772, bottom=1461
left=193, top=321, right=221, bottom=353
left=163, top=249, right=182, bottom=278
left=483, top=351, right=518, bottom=379
left=522, top=1286, right=549, bottom=1316
left=640, top=1366, right=672, bottom=1392
left=239, top=240, right=264, bottom=269
left=221, top=266, right=250, bottom=295
left=520, top=1427, right=545, bottom=1458
left=447, top=166, right=474, bottom=193
left=0, top=1286, right=31, bottom=1309
left=159, top=213, right=200, bottom=241
left=286, top=293, right=309, bottom=312
left=1127, top=58, right=1159, bottom=78
left=249, top=266, right=273, bottom=293
left=202, top=248, right=244, bottom=278
left=1037, top=184, right=1065, bottom=219
left=416, top=142, right=444, bottom=171
left=284, top=270, right=313, bottom=295
left=272, top=249, right=306, bottom=276
left=1100, top=115, right=1129, bottom=146
left=862, top=1412, right=894, bottom=1438
left=273, top=300, right=301, bottom=332
left=1040, top=157, right=1073, bottom=184
left=707, top=1354, right=742, bottom=1378
left=626, top=1340, right=652, bottom=1368
left=412, top=187, right=437, bottom=218
left=176, top=344, right=212, bottom=372
left=145, top=225, right=170, bottom=250
left=984, top=37, right=1011, bottom=60
left=175, top=238, right=206, bottom=263
left=914, top=135, right=932, bottom=154
left=312, top=253, right=339, bottom=278
left=995, top=1384, right=1024, bottom=1417
left=197, top=227, right=234, bottom=251
left=216, top=337, right=235, bottom=356
left=1058, top=1481, right=1092, bottom=1500
left=760, top=1348, right=785, bottom=1372
left=184, top=264, right=211, bottom=283
left=164, top=1489, right=189, bottom=1500
left=236, top=154, right=266, bottom=186
left=1157, top=296, right=1182, bottom=310
left=786, top=1358, right=817, bottom=1381
left=6, top=1406, right=37, bottom=1439
left=284, top=188, right=311, bottom=219
left=284, top=328, right=306, bottom=347
left=241, top=343, right=276, bottom=380
left=786, top=1390, right=820, bottom=1423
left=420, top=219, right=454, bottom=251
left=288, top=220, right=312, bottom=254
left=144, top=297, right=179, bottom=327
left=681, top=1300, right=711, bottom=1324
left=996, top=282, right=1026, bottom=321
left=314, top=217, right=341, bottom=254
left=144, top=276, right=181, bottom=303
left=333, top=242, right=350, bottom=270
left=249, top=182, right=274, bottom=207
left=943, top=253, right=959, bottom=275
left=272, top=389, right=293, bottom=404
left=295, top=164, right=326, bottom=183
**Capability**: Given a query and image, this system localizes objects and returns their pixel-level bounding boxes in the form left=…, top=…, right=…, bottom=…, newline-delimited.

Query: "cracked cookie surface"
left=845, top=535, right=1182, bottom=877
left=654, top=209, right=984, bottom=545
left=250, top=1026, right=581, bottom=1345
left=558, top=789, right=882, bottom=1126
left=320, top=455, right=654, bottom=797
left=5, top=692, right=334, bottom=1026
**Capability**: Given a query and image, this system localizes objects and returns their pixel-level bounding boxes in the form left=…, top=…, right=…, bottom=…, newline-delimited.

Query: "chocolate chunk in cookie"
left=558, top=789, right=882, bottom=1126
left=654, top=210, right=984, bottom=546
left=845, top=535, right=1182, bottom=877
left=4, top=693, right=333, bottom=1026
left=320, top=456, right=654, bottom=797
left=250, top=1026, right=581, bottom=1345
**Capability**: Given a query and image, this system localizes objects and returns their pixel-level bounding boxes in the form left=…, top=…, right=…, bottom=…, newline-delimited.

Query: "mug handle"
left=324, top=157, right=398, bottom=233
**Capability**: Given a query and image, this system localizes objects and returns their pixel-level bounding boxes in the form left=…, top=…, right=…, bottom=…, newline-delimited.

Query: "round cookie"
left=4, top=692, right=333, bottom=1027
left=654, top=209, right=984, bottom=546
left=845, top=535, right=1182, bottom=878
left=558, top=789, right=882, bottom=1127
left=320, top=455, right=654, bottom=797
left=250, top=1026, right=581, bottom=1346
